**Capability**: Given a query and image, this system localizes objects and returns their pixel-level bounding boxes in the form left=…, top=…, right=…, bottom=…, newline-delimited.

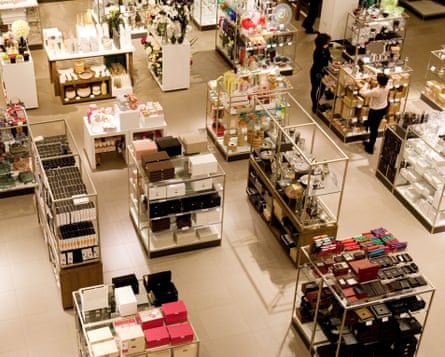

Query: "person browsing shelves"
left=359, top=72, right=392, bottom=154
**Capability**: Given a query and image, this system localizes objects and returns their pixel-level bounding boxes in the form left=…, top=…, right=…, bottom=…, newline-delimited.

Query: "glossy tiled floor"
left=1, top=2, right=445, bottom=356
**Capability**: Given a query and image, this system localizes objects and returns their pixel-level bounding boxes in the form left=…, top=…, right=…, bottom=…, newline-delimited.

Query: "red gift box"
left=137, top=307, right=164, bottom=330
left=167, top=323, right=194, bottom=345
left=144, top=326, right=170, bottom=348
left=162, top=300, right=187, bottom=325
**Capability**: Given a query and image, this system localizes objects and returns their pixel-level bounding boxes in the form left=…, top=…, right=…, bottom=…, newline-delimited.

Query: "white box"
left=188, top=153, right=218, bottom=177
left=190, top=178, right=213, bottom=192
left=115, top=286, right=137, bottom=316
left=116, top=104, right=140, bottom=131
left=80, top=285, right=109, bottom=313
left=173, top=342, right=198, bottom=357
left=174, top=230, right=198, bottom=245
left=116, top=324, right=145, bottom=356
left=196, top=226, right=219, bottom=241
left=166, top=183, right=186, bottom=198
left=192, top=211, right=208, bottom=225
left=87, top=326, right=114, bottom=345
left=148, top=185, right=167, bottom=200
left=206, top=208, right=220, bottom=223
left=91, top=340, right=119, bottom=357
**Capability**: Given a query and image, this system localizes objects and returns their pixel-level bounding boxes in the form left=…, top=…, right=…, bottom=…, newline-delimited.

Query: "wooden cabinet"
left=59, top=75, right=112, bottom=105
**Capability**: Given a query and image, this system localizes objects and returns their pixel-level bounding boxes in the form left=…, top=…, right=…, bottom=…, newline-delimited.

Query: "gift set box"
left=116, top=324, right=145, bottom=356
left=115, top=285, right=137, bottom=316
left=91, top=340, right=119, bottom=357
left=144, top=271, right=178, bottom=307
left=155, top=136, right=182, bottom=157
left=133, top=139, right=158, bottom=161
left=179, top=130, right=208, bottom=155
left=162, top=300, right=187, bottom=325
left=188, top=153, right=218, bottom=176
left=87, top=326, right=114, bottom=345
left=190, top=178, right=213, bottom=192
left=143, top=151, right=175, bottom=182
left=167, top=323, right=194, bottom=345
left=138, top=307, right=164, bottom=330
left=144, top=325, right=170, bottom=348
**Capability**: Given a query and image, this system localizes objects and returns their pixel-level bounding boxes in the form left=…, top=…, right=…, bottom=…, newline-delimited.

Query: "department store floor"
left=1, top=1, right=445, bottom=356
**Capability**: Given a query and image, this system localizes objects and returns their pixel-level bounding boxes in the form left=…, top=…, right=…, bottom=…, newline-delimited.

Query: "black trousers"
left=367, top=106, right=387, bottom=149
left=302, top=0, right=320, bottom=31
left=310, top=71, right=324, bottom=113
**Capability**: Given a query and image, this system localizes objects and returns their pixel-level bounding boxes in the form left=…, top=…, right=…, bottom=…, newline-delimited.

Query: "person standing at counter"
left=310, top=33, right=332, bottom=114
left=359, top=72, right=392, bottom=154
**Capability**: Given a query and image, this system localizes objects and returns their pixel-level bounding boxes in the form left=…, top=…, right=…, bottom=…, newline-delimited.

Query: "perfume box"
left=116, top=324, right=145, bottom=356
left=188, top=153, right=218, bottom=177
left=91, top=340, right=119, bottom=357
left=87, top=326, right=114, bottom=345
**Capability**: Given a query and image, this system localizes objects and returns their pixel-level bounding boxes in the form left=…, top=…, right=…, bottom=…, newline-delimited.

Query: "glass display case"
left=192, top=0, right=218, bottom=30
left=73, top=281, right=200, bottom=357
left=128, top=146, right=225, bottom=257
left=292, top=237, right=435, bottom=357
left=0, top=104, right=35, bottom=196
left=206, top=69, right=293, bottom=161
left=90, top=0, right=149, bottom=37
left=246, top=93, right=349, bottom=264
left=319, top=64, right=412, bottom=143
left=343, top=10, right=409, bottom=68
left=421, top=49, right=445, bottom=111
left=29, top=119, right=102, bottom=308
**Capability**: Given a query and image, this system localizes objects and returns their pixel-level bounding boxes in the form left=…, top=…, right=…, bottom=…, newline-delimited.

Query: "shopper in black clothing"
left=310, top=33, right=332, bottom=114
left=302, top=0, right=320, bottom=34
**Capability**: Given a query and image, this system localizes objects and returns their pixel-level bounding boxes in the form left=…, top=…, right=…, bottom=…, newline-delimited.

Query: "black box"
left=112, top=273, right=139, bottom=294
left=155, top=136, right=182, bottom=157
left=143, top=270, right=178, bottom=307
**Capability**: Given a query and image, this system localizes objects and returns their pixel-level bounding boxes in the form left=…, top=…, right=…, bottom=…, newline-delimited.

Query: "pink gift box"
left=133, top=139, right=158, bottom=161
left=161, top=300, right=187, bottom=325
left=137, top=307, right=164, bottom=330
left=167, top=323, right=194, bottom=345
left=144, top=326, right=170, bottom=348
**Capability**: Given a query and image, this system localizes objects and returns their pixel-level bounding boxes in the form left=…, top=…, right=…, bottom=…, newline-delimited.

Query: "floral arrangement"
left=146, top=0, right=193, bottom=44
left=11, top=20, right=30, bottom=39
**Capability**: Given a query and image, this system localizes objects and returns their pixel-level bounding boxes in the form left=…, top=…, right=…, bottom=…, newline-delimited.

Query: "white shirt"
left=359, top=80, right=392, bottom=110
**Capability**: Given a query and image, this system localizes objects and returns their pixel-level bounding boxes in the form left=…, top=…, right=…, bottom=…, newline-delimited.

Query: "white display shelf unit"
left=215, top=0, right=298, bottom=75
left=43, top=28, right=134, bottom=99
left=192, top=0, right=217, bottom=30
left=342, top=10, right=409, bottom=66
left=292, top=243, right=435, bottom=357
left=421, top=49, right=445, bottom=111
left=0, top=104, right=35, bottom=196
left=90, top=0, right=150, bottom=38
left=205, top=72, right=293, bottom=161
left=0, top=0, right=42, bottom=48
left=83, top=108, right=166, bottom=170
left=246, top=93, right=349, bottom=265
left=318, top=65, right=412, bottom=143
left=128, top=146, right=225, bottom=258
left=146, top=33, right=191, bottom=92
left=29, top=119, right=103, bottom=308
left=0, top=55, right=38, bottom=109
left=73, top=282, right=200, bottom=357
left=376, top=114, right=445, bottom=234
